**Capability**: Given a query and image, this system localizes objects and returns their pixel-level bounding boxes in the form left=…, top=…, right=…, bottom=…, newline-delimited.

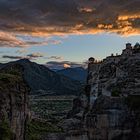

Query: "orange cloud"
left=118, top=15, right=140, bottom=21
left=0, top=31, right=62, bottom=48
left=0, top=31, right=27, bottom=47
left=98, top=24, right=114, bottom=29
left=63, top=64, right=71, bottom=68
left=0, top=0, right=139, bottom=42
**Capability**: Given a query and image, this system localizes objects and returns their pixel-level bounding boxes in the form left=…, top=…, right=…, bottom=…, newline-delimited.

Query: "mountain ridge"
left=1, top=59, right=82, bottom=96
left=57, top=67, right=87, bottom=83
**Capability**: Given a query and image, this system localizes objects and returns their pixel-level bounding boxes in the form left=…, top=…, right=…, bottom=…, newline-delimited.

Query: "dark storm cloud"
left=0, top=0, right=140, bottom=41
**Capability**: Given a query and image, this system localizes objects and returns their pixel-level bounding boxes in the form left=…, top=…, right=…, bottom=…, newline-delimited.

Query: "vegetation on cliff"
left=0, top=64, right=30, bottom=140
left=0, top=119, right=13, bottom=140
left=26, top=120, right=63, bottom=140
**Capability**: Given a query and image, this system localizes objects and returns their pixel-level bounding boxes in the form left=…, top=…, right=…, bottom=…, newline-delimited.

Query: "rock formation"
left=87, top=43, right=140, bottom=105
left=0, top=64, right=30, bottom=140
left=61, top=43, right=140, bottom=140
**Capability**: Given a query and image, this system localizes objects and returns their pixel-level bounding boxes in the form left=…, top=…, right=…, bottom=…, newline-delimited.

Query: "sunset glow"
left=0, top=0, right=139, bottom=65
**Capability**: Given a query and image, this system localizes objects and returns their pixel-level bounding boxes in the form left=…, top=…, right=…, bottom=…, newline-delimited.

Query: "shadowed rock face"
left=0, top=64, right=30, bottom=140
left=85, top=96, right=133, bottom=140
left=59, top=46, right=140, bottom=140
left=83, top=47, right=140, bottom=140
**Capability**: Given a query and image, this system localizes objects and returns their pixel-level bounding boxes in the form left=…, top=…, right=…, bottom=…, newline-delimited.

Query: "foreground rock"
left=59, top=43, right=140, bottom=140
left=0, top=64, right=30, bottom=140
left=84, top=43, right=140, bottom=140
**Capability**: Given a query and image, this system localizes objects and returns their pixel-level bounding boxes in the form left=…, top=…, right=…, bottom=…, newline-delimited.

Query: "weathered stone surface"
left=0, top=64, right=30, bottom=140
left=64, top=44, right=140, bottom=140
left=85, top=96, right=134, bottom=140
left=83, top=44, right=140, bottom=140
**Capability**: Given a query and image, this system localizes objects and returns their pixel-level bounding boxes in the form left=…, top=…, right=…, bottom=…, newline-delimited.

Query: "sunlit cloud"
left=0, top=0, right=139, bottom=38
left=0, top=31, right=62, bottom=48
left=63, top=63, right=71, bottom=68
left=45, top=61, right=85, bottom=70
left=118, top=15, right=140, bottom=21
left=0, top=31, right=27, bottom=48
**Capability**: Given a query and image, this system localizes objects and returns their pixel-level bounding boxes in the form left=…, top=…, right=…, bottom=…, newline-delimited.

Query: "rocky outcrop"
left=61, top=43, right=140, bottom=140
left=84, top=43, right=140, bottom=140
left=0, top=64, right=30, bottom=140
left=87, top=43, right=140, bottom=101
left=85, top=96, right=133, bottom=140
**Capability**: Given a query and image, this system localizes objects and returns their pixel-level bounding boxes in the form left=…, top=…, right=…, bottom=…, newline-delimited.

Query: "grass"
left=30, top=99, right=73, bottom=120
left=28, top=96, right=73, bottom=139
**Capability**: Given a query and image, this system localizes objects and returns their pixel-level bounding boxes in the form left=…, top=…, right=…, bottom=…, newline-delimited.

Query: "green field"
left=30, top=95, right=75, bottom=120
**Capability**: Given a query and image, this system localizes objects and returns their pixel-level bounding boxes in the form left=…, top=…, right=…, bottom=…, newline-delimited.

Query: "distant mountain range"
left=57, top=67, right=87, bottom=83
left=0, top=59, right=82, bottom=96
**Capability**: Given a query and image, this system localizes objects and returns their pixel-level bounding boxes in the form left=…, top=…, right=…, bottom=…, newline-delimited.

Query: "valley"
left=0, top=0, right=140, bottom=139
left=0, top=43, right=140, bottom=140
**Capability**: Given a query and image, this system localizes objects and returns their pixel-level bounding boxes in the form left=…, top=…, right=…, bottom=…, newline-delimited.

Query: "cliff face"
left=0, top=64, right=30, bottom=140
left=61, top=44, right=140, bottom=140
left=88, top=54, right=140, bottom=100
left=85, top=44, right=140, bottom=140
left=85, top=96, right=136, bottom=140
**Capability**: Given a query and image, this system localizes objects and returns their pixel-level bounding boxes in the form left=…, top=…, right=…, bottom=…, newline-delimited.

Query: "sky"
left=0, top=0, right=140, bottom=68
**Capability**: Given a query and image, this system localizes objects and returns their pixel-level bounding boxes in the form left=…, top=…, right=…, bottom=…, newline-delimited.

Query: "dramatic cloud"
left=0, top=0, right=139, bottom=50
left=0, top=31, right=62, bottom=48
left=45, top=61, right=85, bottom=70
left=0, top=31, right=27, bottom=48
left=0, top=0, right=139, bottom=37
